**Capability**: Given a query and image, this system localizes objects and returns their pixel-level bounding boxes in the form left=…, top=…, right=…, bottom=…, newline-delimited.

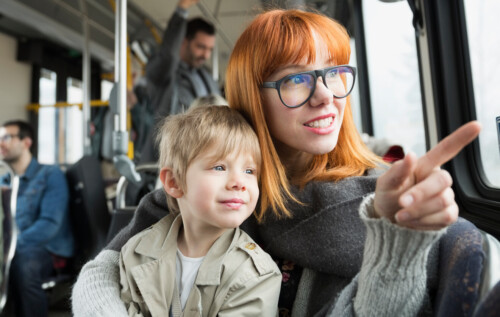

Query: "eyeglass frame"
left=0, top=134, right=21, bottom=143
left=261, top=65, right=356, bottom=108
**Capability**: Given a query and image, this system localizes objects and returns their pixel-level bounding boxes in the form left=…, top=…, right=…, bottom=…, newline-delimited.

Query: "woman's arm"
left=327, top=122, right=481, bottom=316
left=71, top=189, right=168, bottom=316
left=326, top=194, right=444, bottom=317
left=72, top=250, right=126, bottom=317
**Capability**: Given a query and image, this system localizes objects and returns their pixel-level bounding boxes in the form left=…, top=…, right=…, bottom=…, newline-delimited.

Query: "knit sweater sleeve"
left=327, top=193, right=445, bottom=317
left=71, top=250, right=128, bottom=317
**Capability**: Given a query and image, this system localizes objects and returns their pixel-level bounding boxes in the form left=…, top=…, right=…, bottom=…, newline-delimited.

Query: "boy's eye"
left=213, top=165, right=225, bottom=171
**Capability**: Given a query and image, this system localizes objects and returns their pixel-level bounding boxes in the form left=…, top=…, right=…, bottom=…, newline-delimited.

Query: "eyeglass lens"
left=279, top=67, right=354, bottom=107
left=0, top=135, right=15, bottom=143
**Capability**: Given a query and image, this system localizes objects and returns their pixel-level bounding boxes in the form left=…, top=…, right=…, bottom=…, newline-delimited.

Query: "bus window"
left=464, top=0, right=500, bottom=188
left=362, top=0, right=425, bottom=156
left=101, top=80, right=113, bottom=101
left=38, top=68, right=57, bottom=165
left=350, top=39, right=363, bottom=133
left=66, top=77, right=84, bottom=164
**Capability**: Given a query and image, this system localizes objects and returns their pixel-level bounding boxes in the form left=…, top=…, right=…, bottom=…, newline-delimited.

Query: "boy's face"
left=177, top=147, right=259, bottom=234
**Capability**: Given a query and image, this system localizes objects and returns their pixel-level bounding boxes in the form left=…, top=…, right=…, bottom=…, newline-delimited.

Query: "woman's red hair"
left=226, top=9, right=382, bottom=222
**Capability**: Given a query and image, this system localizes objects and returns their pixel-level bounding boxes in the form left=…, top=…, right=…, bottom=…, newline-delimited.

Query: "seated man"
left=0, top=120, right=74, bottom=317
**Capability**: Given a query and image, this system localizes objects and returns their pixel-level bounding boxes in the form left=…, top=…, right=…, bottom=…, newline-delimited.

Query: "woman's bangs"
left=314, top=19, right=351, bottom=66
left=259, top=16, right=317, bottom=80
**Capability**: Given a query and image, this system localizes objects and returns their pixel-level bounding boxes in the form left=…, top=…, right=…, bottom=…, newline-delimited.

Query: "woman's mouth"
left=304, top=116, right=333, bottom=128
left=303, top=115, right=336, bottom=135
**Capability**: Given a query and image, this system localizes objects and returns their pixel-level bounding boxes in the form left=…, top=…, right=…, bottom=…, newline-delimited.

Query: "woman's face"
left=261, top=37, right=347, bottom=158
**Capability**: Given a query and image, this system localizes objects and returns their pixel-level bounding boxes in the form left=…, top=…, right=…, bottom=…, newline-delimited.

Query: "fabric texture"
left=72, top=250, right=127, bottom=317
left=72, top=172, right=486, bottom=317
left=119, top=213, right=281, bottom=316
left=74, top=173, right=436, bottom=316
left=0, top=158, right=74, bottom=317
left=0, top=158, right=74, bottom=257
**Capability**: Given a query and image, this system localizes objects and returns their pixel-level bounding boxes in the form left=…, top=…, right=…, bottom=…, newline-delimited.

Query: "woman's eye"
left=245, top=168, right=255, bottom=175
left=213, top=165, right=225, bottom=171
left=290, top=75, right=306, bottom=84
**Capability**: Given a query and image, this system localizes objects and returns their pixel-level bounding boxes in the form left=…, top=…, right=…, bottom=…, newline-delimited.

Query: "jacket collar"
left=21, top=158, right=39, bottom=180
left=134, top=213, right=239, bottom=286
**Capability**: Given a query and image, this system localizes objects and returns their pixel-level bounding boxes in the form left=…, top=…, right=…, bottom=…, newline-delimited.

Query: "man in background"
left=0, top=120, right=74, bottom=317
left=145, top=0, right=221, bottom=117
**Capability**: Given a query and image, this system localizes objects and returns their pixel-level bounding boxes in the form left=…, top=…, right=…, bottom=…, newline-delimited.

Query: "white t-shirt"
left=175, top=249, right=205, bottom=310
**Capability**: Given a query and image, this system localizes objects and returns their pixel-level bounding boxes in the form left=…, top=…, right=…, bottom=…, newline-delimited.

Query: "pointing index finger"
left=416, top=121, right=481, bottom=180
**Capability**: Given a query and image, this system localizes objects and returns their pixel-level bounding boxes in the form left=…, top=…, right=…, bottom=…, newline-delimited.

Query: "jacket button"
left=245, top=242, right=256, bottom=250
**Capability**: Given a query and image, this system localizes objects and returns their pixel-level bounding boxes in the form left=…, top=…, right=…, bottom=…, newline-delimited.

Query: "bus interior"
left=0, top=0, right=499, bottom=315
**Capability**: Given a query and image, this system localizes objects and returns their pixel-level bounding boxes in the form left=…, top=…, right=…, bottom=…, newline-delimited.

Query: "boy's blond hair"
left=156, top=105, right=261, bottom=214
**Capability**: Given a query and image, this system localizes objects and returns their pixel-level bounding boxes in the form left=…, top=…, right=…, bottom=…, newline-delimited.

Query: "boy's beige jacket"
left=119, top=214, right=281, bottom=317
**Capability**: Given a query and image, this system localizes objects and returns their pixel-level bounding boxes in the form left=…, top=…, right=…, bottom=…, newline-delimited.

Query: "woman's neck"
left=274, top=140, right=313, bottom=182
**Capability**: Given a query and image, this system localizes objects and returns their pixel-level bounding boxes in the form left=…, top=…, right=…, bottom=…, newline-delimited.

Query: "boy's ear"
left=159, top=167, right=184, bottom=198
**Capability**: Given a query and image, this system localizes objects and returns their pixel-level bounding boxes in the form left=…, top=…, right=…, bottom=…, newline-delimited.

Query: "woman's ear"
left=159, top=167, right=184, bottom=198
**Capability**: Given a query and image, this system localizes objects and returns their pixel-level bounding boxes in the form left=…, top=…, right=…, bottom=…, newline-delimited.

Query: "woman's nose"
left=309, top=77, right=333, bottom=107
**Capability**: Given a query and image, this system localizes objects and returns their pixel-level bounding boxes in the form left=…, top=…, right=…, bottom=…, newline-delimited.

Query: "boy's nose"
left=227, top=174, right=246, bottom=191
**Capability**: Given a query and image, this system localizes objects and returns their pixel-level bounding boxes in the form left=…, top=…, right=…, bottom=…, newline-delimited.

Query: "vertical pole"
left=79, top=0, right=92, bottom=155
left=118, top=0, right=127, bottom=133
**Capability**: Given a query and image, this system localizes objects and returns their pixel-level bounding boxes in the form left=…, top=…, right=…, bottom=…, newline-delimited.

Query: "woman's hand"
left=373, top=121, right=482, bottom=230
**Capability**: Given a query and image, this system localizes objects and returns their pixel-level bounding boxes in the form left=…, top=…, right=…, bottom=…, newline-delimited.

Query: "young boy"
left=119, top=106, right=281, bottom=316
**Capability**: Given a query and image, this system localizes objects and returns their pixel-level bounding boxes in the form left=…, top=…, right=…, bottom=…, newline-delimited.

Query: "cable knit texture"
left=353, top=194, right=445, bottom=317
left=72, top=250, right=128, bottom=317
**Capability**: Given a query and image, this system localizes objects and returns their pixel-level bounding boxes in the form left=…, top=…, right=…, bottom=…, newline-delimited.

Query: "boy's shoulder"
left=120, top=213, right=177, bottom=256
left=225, top=229, right=280, bottom=277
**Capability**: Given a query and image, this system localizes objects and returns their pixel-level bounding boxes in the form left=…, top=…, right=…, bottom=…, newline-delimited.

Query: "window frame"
left=418, top=0, right=500, bottom=237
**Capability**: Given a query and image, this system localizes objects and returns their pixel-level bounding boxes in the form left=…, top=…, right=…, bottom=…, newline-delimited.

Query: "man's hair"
left=2, top=120, right=34, bottom=141
left=156, top=105, right=261, bottom=214
left=186, top=17, right=215, bottom=40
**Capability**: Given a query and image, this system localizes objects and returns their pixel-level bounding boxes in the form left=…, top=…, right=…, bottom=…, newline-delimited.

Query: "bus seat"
left=473, top=280, right=500, bottom=316
left=478, top=230, right=500, bottom=300
left=106, top=163, right=159, bottom=243
left=435, top=217, right=484, bottom=316
left=66, top=155, right=111, bottom=267
left=41, top=155, right=111, bottom=301
left=0, top=177, right=19, bottom=313
left=106, top=207, right=135, bottom=244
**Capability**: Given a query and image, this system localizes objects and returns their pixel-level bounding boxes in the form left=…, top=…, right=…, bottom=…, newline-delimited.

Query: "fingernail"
left=400, top=194, right=414, bottom=207
left=396, top=211, right=411, bottom=222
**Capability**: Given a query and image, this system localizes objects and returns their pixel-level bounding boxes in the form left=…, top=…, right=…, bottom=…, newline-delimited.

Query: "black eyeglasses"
left=0, top=134, right=20, bottom=143
left=262, top=65, right=356, bottom=108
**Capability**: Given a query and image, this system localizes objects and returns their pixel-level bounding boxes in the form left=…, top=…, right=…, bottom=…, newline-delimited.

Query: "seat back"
left=435, top=217, right=485, bottom=317
left=0, top=177, right=19, bottom=313
left=473, top=280, right=500, bottom=316
left=66, top=156, right=111, bottom=269
left=106, top=163, right=159, bottom=243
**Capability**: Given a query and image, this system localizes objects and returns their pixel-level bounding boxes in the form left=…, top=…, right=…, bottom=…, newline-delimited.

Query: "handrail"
left=115, top=163, right=158, bottom=210
left=26, top=100, right=109, bottom=112
left=0, top=176, right=19, bottom=312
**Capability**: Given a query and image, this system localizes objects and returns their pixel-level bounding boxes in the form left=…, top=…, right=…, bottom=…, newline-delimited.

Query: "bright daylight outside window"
left=66, top=77, right=84, bottom=164
left=362, top=0, right=425, bottom=156
left=38, top=68, right=57, bottom=164
left=464, top=0, right=500, bottom=188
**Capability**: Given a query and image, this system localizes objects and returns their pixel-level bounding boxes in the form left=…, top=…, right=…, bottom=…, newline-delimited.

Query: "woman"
left=72, top=9, right=481, bottom=317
